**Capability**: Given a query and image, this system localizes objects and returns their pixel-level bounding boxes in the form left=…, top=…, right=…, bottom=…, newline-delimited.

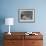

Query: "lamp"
left=5, top=18, right=14, bottom=35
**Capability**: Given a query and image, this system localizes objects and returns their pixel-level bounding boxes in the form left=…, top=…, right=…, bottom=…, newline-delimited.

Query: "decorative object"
left=5, top=18, right=14, bottom=35
left=25, top=32, right=38, bottom=35
left=18, top=9, right=35, bottom=23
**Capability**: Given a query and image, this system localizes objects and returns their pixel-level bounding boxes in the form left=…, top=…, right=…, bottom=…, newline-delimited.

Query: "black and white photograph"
left=18, top=9, right=35, bottom=23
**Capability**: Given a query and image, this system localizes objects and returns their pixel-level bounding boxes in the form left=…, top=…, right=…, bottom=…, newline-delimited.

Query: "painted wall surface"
left=0, top=0, right=46, bottom=32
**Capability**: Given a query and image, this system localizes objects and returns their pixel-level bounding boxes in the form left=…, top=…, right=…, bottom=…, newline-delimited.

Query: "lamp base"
left=8, top=32, right=11, bottom=35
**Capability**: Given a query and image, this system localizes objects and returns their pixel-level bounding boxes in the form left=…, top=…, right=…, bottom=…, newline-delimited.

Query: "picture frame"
left=18, top=9, right=35, bottom=23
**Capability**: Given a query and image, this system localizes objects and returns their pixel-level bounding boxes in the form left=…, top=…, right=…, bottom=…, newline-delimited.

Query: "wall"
left=0, top=0, right=46, bottom=33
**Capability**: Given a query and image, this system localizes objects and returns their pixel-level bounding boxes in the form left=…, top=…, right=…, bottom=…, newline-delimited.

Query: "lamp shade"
left=5, top=18, right=14, bottom=25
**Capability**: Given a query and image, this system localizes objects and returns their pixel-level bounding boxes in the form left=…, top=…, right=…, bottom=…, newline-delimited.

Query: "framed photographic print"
left=18, top=9, right=35, bottom=23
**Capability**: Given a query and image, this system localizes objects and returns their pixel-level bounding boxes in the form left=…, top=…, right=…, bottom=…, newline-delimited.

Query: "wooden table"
left=4, top=32, right=43, bottom=46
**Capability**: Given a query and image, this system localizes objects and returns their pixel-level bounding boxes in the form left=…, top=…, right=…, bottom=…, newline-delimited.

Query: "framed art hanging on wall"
left=18, top=9, right=35, bottom=23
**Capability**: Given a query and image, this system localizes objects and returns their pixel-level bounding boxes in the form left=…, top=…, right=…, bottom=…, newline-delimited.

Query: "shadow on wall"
left=0, top=16, right=5, bottom=46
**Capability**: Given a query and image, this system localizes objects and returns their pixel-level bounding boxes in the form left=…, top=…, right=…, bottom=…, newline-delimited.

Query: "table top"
left=4, top=32, right=43, bottom=40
